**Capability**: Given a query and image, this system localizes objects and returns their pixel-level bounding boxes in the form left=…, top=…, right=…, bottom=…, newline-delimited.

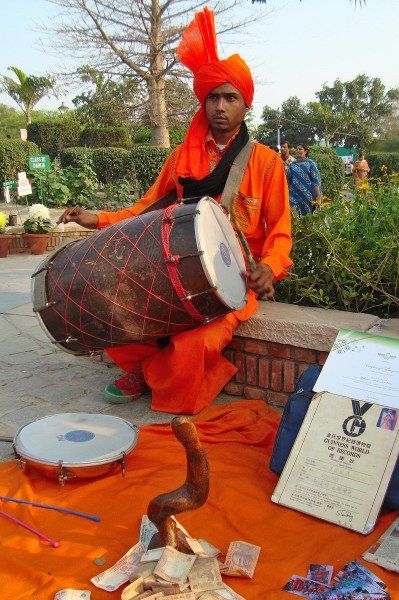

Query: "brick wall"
left=9, top=230, right=94, bottom=253
left=222, top=337, right=329, bottom=407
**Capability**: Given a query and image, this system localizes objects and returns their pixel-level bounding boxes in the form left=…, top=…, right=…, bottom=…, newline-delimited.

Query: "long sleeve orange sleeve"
left=259, top=155, right=293, bottom=281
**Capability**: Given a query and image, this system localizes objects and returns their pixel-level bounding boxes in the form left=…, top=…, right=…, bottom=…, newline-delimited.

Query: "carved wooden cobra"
left=147, top=416, right=210, bottom=550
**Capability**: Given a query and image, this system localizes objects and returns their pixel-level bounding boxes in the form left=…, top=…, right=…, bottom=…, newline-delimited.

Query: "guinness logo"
left=342, top=400, right=372, bottom=438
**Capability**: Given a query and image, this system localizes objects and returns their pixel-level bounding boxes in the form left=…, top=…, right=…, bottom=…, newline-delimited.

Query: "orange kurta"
left=98, top=140, right=292, bottom=414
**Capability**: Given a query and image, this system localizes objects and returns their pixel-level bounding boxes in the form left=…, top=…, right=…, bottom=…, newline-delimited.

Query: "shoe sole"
left=103, top=390, right=138, bottom=404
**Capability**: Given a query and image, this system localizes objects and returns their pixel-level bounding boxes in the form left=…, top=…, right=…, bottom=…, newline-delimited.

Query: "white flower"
left=28, top=204, right=50, bottom=221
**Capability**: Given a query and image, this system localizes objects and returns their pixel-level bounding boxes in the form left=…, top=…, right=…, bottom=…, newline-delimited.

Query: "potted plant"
left=0, top=211, right=11, bottom=258
left=23, top=204, right=53, bottom=255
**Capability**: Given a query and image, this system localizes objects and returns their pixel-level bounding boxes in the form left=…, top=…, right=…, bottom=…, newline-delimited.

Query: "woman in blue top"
left=287, top=144, right=322, bottom=215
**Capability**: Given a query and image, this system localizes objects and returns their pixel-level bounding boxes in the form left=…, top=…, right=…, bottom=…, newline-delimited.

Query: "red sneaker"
left=103, top=364, right=149, bottom=404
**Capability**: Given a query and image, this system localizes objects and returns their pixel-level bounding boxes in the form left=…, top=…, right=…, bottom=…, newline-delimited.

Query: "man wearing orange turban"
left=58, top=8, right=292, bottom=414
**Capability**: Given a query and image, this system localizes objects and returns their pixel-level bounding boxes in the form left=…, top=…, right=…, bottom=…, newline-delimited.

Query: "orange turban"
left=176, top=8, right=254, bottom=180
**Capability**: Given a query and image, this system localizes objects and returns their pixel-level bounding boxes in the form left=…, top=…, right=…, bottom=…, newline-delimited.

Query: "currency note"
left=140, top=516, right=159, bottom=551
left=90, top=542, right=144, bottom=591
left=141, top=548, right=166, bottom=563
left=222, top=541, right=260, bottom=578
left=130, top=562, right=157, bottom=581
left=154, top=546, right=196, bottom=584
left=363, top=515, right=399, bottom=573
left=214, top=584, right=245, bottom=600
left=188, top=557, right=223, bottom=592
left=121, top=578, right=144, bottom=600
left=184, top=538, right=222, bottom=558
left=54, top=591, right=90, bottom=600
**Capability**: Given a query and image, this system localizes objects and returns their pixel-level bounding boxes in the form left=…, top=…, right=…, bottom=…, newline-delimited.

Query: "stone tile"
left=1, top=402, right=60, bottom=427
left=4, top=313, right=37, bottom=332
left=0, top=316, right=19, bottom=342
left=5, top=336, right=42, bottom=355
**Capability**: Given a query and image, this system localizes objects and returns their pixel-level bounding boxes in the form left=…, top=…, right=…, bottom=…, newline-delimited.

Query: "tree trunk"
left=147, top=0, right=170, bottom=148
left=148, top=77, right=170, bottom=147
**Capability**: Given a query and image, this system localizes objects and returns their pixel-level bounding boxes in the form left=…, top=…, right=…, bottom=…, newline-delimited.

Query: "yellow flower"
left=381, top=164, right=387, bottom=171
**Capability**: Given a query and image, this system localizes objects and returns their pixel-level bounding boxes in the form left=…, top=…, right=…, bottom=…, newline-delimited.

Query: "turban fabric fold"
left=176, top=8, right=254, bottom=181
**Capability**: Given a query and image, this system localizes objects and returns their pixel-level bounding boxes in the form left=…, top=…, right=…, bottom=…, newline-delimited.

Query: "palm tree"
left=0, top=67, right=55, bottom=127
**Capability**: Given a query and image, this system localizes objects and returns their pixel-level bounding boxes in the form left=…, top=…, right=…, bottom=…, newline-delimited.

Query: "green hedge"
left=276, top=181, right=399, bottom=318
left=27, top=119, right=81, bottom=159
left=79, top=126, right=130, bottom=149
left=308, top=146, right=345, bottom=202
left=60, top=146, right=135, bottom=184
left=59, top=147, right=94, bottom=168
left=131, top=145, right=171, bottom=193
left=0, top=139, right=39, bottom=182
left=367, top=152, right=399, bottom=176
left=91, top=147, right=134, bottom=184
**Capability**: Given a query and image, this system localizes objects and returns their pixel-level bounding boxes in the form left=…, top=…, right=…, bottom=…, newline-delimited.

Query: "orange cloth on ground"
left=0, top=401, right=397, bottom=599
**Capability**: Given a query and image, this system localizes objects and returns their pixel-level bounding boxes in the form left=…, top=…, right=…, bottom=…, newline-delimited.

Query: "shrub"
left=79, top=126, right=130, bottom=149
left=367, top=152, right=399, bottom=176
left=91, top=147, right=135, bottom=184
left=131, top=145, right=171, bottom=193
left=30, top=157, right=98, bottom=208
left=0, top=139, right=39, bottom=182
left=308, top=146, right=345, bottom=202
left=276, top=179, right=399, bottom=318
left=27, top=119, right=81, bottom=159
left=60, top=147, right=94, bottom=168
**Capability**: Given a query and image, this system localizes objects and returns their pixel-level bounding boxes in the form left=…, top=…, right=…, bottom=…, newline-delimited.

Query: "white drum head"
left=14, top=413, right=138, bottom=467
left=195, top=197, right=247, bottom=311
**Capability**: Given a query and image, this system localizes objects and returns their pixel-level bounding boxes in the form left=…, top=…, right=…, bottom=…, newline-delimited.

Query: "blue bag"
left=269, top=365, right=399, bottom=510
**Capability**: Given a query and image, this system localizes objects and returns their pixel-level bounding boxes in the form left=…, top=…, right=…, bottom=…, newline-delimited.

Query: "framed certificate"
left=272, top=392, right=399, bottom=534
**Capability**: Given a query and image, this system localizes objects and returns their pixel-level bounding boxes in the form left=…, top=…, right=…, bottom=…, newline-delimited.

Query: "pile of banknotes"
left=283, top=559, right=390, bottom=600
left=87, top=515, right=260, bottom=599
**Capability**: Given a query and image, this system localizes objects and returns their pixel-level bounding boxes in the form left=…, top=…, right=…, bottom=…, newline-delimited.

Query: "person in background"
left=270, top=145, right=280, bottom=153
left=353, top=152, right=370, bottom=184
left=280, top=141, right=295, bottom=173
left=286, top=144, right=322, bottom=215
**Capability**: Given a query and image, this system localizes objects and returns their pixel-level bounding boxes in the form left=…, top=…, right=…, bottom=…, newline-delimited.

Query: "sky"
left=0, top=0, right=398, bottom=125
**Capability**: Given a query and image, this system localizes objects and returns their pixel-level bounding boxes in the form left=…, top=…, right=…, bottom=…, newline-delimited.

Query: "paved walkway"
left=0, top=250, right=232, bottom=463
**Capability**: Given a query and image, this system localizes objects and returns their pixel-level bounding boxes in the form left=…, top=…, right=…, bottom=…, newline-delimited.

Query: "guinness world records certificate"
left=272, top=392, right=399, bottom=534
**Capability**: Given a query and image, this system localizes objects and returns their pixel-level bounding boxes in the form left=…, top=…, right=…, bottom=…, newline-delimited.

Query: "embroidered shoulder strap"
left=221, top=140, right=254, bottom=214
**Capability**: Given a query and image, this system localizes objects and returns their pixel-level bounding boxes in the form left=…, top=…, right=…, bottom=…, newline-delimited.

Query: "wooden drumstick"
left=230, top=212, right=257, bottom=272
left=147, top=417, right=210, bottom=550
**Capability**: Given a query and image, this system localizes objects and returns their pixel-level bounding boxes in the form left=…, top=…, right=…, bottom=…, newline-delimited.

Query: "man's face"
left=205, top=83, right=247, bottom=137
left=280, top=143, right=290, bottom=158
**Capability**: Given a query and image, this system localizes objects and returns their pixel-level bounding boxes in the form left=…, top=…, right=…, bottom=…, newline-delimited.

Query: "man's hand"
left=244, top=264, right=275, bottom=298
left=57, top=206, right=99, bottom=229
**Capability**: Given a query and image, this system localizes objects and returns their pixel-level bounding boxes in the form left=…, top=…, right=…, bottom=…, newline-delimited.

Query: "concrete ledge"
left=235, top=301, right=381, bottom=352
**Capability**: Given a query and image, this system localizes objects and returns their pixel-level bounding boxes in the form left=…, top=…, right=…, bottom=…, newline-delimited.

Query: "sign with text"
left=28, top=154, right=51, bottom=171
left=272, top=392, right=399, bottom=534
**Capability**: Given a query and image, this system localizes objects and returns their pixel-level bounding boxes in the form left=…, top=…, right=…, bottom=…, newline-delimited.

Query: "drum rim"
left=194, top=197, right=247, bottom=311
left=13, top=413, right=139, bottom=467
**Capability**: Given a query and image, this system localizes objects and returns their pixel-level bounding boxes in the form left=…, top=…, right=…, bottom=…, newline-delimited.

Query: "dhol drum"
left=32, top=196, right=247, bottom=355
left=13, top=413, right=139, bottom=485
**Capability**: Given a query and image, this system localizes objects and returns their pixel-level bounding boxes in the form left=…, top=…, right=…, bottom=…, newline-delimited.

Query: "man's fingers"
left=57, top=206, right=81, bottom=224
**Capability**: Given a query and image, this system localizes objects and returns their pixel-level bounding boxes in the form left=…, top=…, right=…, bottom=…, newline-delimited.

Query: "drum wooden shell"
left=32, top=197, right=246, bottom=355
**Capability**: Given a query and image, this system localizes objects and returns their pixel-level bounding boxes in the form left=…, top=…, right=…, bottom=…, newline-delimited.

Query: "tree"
left=0, top=67, right=55, bottom=127
left=0, top=104, right=58, bottom=139
left=72, top=66, right=143, bottom=126
left=315, top=75, right=399, bottom=149
left=256, top=96, right=316, bottom=147
left=45, top=0, right=260, bottom=147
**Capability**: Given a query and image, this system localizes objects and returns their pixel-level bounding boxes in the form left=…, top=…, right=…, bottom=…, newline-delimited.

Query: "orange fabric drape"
left=0, top=401, right=397, bottom=599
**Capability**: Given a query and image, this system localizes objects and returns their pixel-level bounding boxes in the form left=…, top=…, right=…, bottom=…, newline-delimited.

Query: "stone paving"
left=0, top=250, right=233, bottom=464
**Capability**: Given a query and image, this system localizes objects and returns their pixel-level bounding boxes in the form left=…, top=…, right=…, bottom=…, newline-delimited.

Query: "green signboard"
left=28, top=154, right=51, bottom=171
left=3, top=180, right=17, bottom=190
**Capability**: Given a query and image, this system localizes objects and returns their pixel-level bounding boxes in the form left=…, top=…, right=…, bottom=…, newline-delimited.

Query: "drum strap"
left=220, top=140, right=254, bottom=215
